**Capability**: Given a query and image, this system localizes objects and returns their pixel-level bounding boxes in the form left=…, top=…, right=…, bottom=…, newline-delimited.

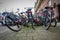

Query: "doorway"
left=57, top=4, right=60, bottom=21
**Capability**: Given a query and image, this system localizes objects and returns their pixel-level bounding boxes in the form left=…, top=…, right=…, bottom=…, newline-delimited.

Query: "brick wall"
left=36, top=0, right=49, bottom=13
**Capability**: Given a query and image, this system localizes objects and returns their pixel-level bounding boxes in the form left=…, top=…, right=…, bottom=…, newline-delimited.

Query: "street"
left=0, top=23, right=60, bottom=40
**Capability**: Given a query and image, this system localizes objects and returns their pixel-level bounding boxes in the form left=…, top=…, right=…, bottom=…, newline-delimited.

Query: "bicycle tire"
left=43, top=17, right=51, bottom=30
left=43, top=12, right=52, bottom=30
left=5, top=16, right=21, bottom=32
left=51, top=18, right=57, bottom=27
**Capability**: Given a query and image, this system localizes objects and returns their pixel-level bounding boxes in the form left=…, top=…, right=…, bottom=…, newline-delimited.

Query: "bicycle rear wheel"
left=51, top=18, right=57, bottom=27
left=5, top=16, right=22, bottom=32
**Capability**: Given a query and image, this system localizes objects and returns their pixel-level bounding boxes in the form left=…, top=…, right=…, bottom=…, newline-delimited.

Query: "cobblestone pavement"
left=0, top=23, right=60, bottom=40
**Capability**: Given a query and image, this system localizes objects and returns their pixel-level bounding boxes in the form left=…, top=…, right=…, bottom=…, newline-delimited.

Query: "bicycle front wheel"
left=5, top=16, right=22, bottom=32
left=43, top=13, right=51, bottom=30
left=43, top=17, right=51, bottom=30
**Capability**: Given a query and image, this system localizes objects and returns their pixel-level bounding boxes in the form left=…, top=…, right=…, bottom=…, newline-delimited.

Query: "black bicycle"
left=26, top=8, right=35, bottom=29
left=42, top=7, right=57, bottom=30
left=3, top=12, right=22, bottom=32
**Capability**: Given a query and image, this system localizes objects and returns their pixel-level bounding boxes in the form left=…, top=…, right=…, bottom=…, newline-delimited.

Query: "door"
left=57, top=4, right=60, bottom=21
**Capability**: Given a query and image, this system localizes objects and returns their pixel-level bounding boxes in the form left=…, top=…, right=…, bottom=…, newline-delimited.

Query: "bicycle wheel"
left=5, top=16, right=22, bottom=32
left=43, top=12, right=51, bottom=30
left=51, top=18, right=57, bottom=27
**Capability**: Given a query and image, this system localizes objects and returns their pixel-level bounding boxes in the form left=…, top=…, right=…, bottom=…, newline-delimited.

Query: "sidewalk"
left=0, top=23, right=60, bottom=40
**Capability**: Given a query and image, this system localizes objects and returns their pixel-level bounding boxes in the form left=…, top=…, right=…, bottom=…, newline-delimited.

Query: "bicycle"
left=3, top=12, right=22, bottom=32
left=26, top=8, right=35, bottom=30
left=4, top=8, right=35, bottom=32
left=39, top=7, right=57, bottom=30
left=48, top=7, right=57, bottom=27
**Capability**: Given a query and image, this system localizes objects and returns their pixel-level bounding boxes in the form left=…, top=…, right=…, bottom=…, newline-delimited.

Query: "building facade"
left=34, top=0, right=60, bottom=21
